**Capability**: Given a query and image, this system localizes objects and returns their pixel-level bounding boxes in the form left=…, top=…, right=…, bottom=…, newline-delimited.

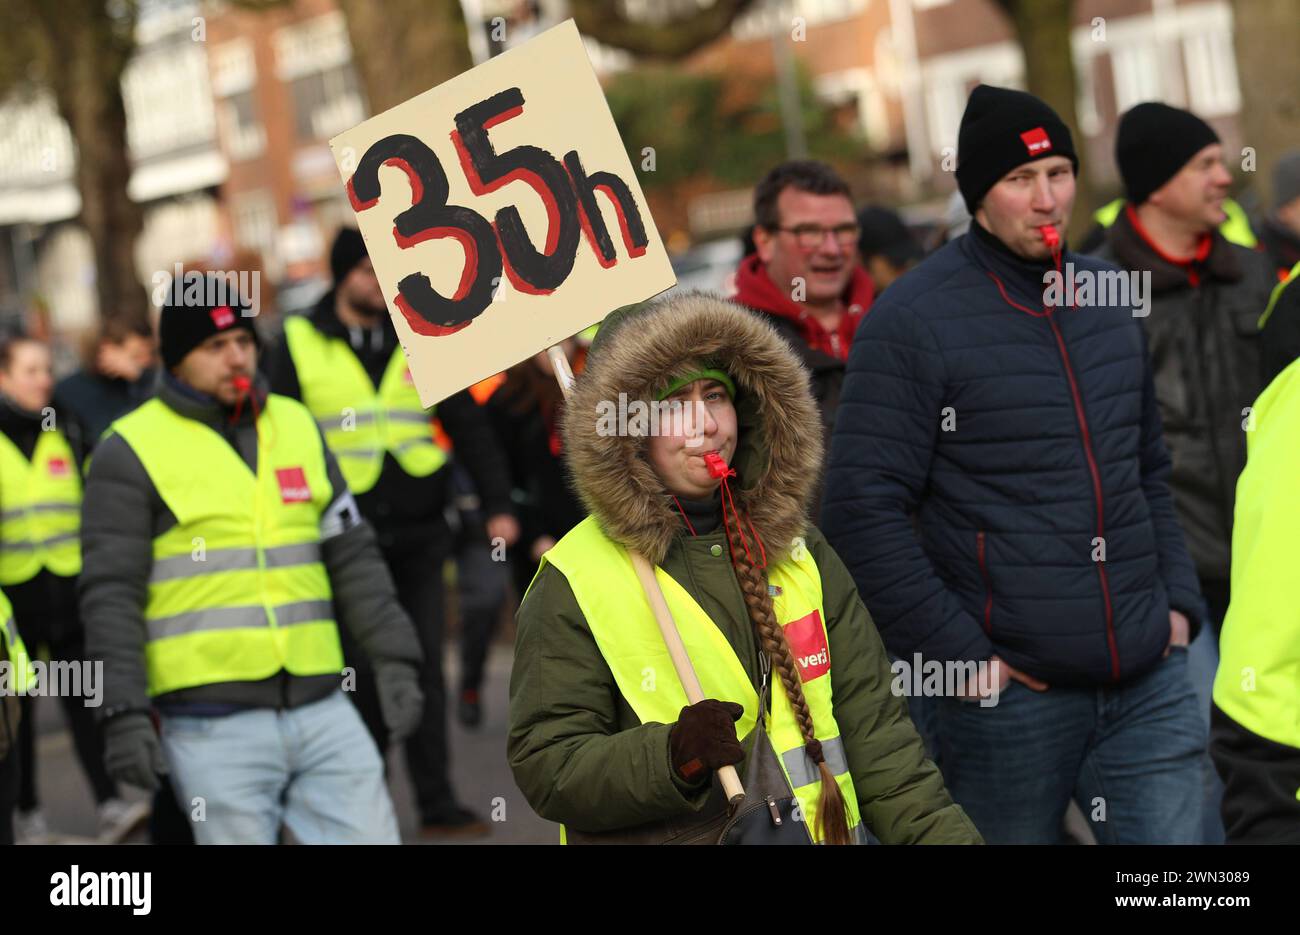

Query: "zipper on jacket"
left=1045, top=313, right=1122, bottom=681
left=975, top=531, right=993, bottom=636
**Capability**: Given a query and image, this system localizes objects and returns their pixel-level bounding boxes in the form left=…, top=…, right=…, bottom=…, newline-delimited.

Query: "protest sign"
left=330, top=19, right=676, bottom=406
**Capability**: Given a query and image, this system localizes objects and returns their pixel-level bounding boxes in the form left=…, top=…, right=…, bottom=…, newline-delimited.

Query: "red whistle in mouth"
left=1039, top=225, right=1060, bottom=249
left=232, top=375, right=251, bottom=394
left=703, top=451, right=734, bottom=479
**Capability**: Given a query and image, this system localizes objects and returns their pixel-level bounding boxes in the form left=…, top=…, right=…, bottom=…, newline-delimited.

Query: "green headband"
left=655, top=368, right=737, bottom=402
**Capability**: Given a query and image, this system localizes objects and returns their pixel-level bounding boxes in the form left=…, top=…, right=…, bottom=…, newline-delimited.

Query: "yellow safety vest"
left=283, top=315, right=444, bottom=494
left=109, top=395, right=343, bottom=697
left=537, top=516, right=865, bottom=844
left=0, top=586, right=36, bottom=695
left=1258, top=261, right=1300, bottom=330
left=1095, top=197, right=1258, bottom=248
left=1213, top=357, right=1300, bottom=750
left=0, top=428, right=82, bottom=584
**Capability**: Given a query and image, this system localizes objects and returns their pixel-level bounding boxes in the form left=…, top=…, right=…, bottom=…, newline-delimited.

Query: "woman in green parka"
left=507, top=293, right=982, bottom=844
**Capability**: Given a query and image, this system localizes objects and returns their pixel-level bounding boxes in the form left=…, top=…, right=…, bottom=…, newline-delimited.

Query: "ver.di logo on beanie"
left=1020, top=127, right=1052, bottom=156
left=210, top=305, right=235, bottom=329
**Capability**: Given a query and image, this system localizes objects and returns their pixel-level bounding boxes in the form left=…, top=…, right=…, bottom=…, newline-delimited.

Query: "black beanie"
left=330, top=227, right=369, bottom=285
left=1116, top=103, right=1220, bottom=205
left=956, top=84, right=1078, bottom=214
left=159, top=273, right=260, bottom=371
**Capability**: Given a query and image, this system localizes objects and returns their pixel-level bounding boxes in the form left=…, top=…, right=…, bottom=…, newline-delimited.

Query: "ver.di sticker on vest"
left=785, top=610, right=830, bottom=681
left=275, top=467, right=312, bottom=503
left=47, top=457, right=70, bottom=477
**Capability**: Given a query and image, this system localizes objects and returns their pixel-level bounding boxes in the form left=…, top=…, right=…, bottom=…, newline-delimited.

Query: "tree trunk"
left=33, top=0, right=146, bottom=326
left=991, top=0, right=1095, bottom=241
left=337, top=0, right=474, bottom=114
left=1231, top=0, right=1300, bottom=208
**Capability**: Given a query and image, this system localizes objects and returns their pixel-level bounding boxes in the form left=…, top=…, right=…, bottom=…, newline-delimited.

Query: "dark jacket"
left=822, top=222, right=1205, bottom=687
left=1092, top=207, right=1274, bottom=590
left=1256, top=213, right=1300, bottom=279
left=79, top=372, right=422, bottom=716
left=53, top=368, right=156, bottom=448
left=509, top=294, right=980, bottom=843
left=1261, top=265, right=1300, bottom=387
left=264, top=289, right=513, bottom=553
left=482, top=375, right=585, bottom=592
left=731, top=255, right=875, bottom=516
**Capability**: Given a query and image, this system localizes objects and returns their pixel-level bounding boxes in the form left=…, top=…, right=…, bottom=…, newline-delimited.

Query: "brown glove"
left=669, top=699, right=744, bottom=784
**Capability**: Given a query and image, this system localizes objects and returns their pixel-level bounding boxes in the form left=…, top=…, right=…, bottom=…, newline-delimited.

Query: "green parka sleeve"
left=808, top=528, right=984, bottom=844
left=507, top=563, right=713, bottom=833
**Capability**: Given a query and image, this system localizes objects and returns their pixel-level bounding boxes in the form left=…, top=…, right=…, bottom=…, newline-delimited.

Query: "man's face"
left=975, top=155, right=1076, bottom=261
left=174, top=330, right=257, bottom=405
left=342, top=257, right=387, bottom=318
left=1148, top=143, right=1231, bottom=232
left=754, top=188, right=859, bottom=305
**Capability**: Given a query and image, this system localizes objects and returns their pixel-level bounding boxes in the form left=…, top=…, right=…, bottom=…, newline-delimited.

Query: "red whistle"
left=1039, top=225, right=1060, bottom=249
left=232, top=375, right=251, bottom=394
left=703, top=451, right=734, bottom=479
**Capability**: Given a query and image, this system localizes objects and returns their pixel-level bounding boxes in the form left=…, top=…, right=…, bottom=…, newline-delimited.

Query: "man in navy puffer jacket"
left=822, top=85, right=1207, bottom=843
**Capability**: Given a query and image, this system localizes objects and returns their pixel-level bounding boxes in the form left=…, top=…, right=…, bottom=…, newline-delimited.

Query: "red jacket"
left=732, top=254, right=874, bottom=361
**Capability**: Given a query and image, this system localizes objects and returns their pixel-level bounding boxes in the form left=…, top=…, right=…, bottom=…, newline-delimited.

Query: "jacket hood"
left=563, top=291, right=822, bottom=565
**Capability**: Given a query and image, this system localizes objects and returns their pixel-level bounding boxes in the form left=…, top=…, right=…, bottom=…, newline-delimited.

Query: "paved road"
left=29, top=641, right=556, bottom=845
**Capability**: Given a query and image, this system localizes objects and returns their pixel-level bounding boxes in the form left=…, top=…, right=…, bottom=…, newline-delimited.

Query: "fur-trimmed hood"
left=562, top=291, right=822, bottom=564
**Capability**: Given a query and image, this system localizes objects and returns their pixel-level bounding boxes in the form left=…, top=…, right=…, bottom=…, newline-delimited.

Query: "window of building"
left=1111, top=43, right=1162, bottom=113
left=1183, top=30, right=1240, bottom=117
left=231, top=191, right=278, bottom=258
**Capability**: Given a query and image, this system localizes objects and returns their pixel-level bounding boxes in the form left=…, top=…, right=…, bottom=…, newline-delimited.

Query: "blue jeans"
left=935, top=647, right=1204, bottom=844
left=160, top=691, right=400, bottom=844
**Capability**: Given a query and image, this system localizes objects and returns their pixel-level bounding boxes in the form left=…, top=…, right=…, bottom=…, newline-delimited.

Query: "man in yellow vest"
left=1, top=334, right=147, bottom=844
left=266, top=228, right=517, bottom=837
left=81, top=277, right=425, bottom=844
left=1211, top=273, right=1300, bottom=842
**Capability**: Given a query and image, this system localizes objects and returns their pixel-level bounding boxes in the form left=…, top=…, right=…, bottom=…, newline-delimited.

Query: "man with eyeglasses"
left=732, top=160, right=875, bottom=515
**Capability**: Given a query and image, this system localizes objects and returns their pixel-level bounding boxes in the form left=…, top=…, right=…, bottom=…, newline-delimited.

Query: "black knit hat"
left=956, top=84, right=1078, bottom=213
left=330, top=227, right=369, bottom=285
left=159, top=273, right=260, bottom=371
left=1116, top=103, right=1220, bottom=205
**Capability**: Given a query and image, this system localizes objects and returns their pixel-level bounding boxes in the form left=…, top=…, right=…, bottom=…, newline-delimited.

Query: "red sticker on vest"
left=275, top=467, right=311, bottom=503
left=210, top=305, right=235, bottom=329
left=1020, top=127, right=1052, bottom=156
left=785, top=610, right=830, bottom=681
left=47, top=457, right=69, bottom=477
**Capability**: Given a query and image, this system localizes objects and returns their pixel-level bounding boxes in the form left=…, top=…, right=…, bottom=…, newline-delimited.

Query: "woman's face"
left=0, top=340, right=53, bottom=413
left=646, top=378, right=738, bottom=499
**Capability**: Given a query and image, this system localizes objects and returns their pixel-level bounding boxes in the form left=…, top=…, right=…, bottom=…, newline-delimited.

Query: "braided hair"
left=723, top=512, right=852, bottom=845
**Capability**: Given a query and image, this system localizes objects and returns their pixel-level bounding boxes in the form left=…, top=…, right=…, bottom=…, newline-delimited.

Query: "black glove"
left=104, top=712, right=166, bottom=792
left=375, top=662, right=424, bottom=744
left=669, top=699, right=744, bottom=783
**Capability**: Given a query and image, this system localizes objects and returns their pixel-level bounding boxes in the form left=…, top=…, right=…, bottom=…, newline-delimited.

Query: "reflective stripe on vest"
left=0, top=428, right=82, bottom=584
left=110, top=395, right=343, bottom=697
left=283, top=315, right=444, bottom=493
left=1213, top=357, right=1300, bottom=749
left=0, top=587, right=36, bottom=694
left=538, top=516, right=864, bottom=844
